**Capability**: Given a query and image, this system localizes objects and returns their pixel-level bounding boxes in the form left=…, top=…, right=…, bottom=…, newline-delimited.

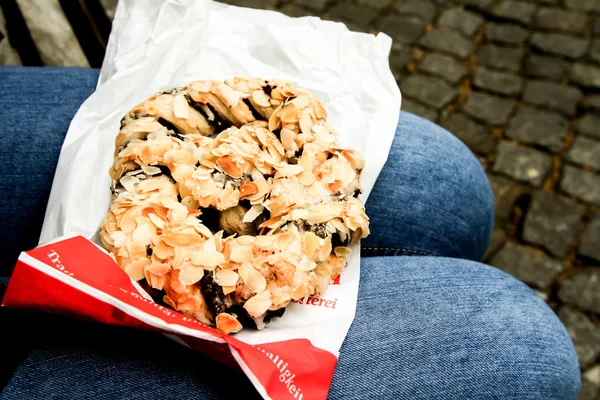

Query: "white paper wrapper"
left=33, top=0, right=400, bottom=398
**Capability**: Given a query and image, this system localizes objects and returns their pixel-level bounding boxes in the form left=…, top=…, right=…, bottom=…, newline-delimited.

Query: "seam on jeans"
left=362, top=247, right=432, bottom=256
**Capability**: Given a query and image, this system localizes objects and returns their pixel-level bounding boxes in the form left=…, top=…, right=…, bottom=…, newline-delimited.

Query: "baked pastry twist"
left=101, top=78, right=369, bottom=333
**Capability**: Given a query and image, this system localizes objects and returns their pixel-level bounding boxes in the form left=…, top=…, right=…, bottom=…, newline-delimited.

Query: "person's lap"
left=0, top=67, right=580, bottom=399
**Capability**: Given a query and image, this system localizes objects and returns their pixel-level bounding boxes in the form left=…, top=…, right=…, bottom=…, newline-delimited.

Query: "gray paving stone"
left=484, top=22, right=529, bottom=44
left=579, top=380, right=600, bottom=400
left=583, top=365, right=600, bottom=387
left=327, top=4, right=378, bottom=26
left=473, top=67, right=524, bottom=96
left=578, top=113, right=600, bottom=139
left=523, top=80, right=583, bottom=116
left=401, top=98, right=439, bottom=122
left=438, top=7, right=484, bottom=37
left=586, top=95, right=600, bottom=109
left=505, top=107, right=569, bottom=152
left=580, top=213, right=600, bottom=262
left=490, top=0, right=537, bottom=25
left=484, top=229, right=506, bottom=261
left=293, top=0, right=328, bottom=11
left=420, top=27, right=476, bottom=59
left=356, top=0, right=390, bottom=10
left=401, top=74, right=459, bottom=109
left=377, top=16, right=426, bottom=43
left=394, top=0, right=437, bottom=21
left=594, top=18, right=600, bottom=34
left=477, top=44, right=524, bottom=73
left=522, top=191, right=585, bottom=257
left=441, top=112, right=496, bottom=154
left=564, top=0, right=600, bottom=12
left=462, top=0, right=495, bottom=9
left=559, top=269, right=600, bottom=314
left=590, top=39, right=600, bottom=64
left=566, top=135, right=600, bottom=171
left=280, top=4, right=314, bottom=17
left=493, top=142, right=553, bottom=186
left=488, top=175, right=528, bottom=220
left=560, top=165, right=600, bottom=206
left=419, top=53, right=469, bottom=83
left=570, top=63, right=600, bottom=88
left=558, top=305, right=600, bottom=369
left=462, top=92, right=517, bottom=125
left=524, top=54, right=564, bottom=80
left=530, top=32, right=589, bottom=59
left=390, top=44, right=414, bottom=71
left=490, top=242, right=565, bottom=289
left=534, top=7, right=588, bottom=34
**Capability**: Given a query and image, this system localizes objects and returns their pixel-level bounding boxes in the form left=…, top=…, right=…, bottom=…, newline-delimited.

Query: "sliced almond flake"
left=216, top=155, right=242, bottom=179
left=120, top=174, right=140, bottom=192
left=291, top=282, right=309, bottom=301
left=148, top=213, right=165, bottom=229
left=117, top=246, right=129, bottom=258
left=318, top=236, right=333, bottom=262
left=251, top=90, right=271, bottom=108
left=124, top=258, right=149, bottom=281
left=222, top=285, right=236, bottom=295
left=163, top=295, right=177, bottom=309
left=163, top=231, right=204, bottom=247
left=243, top=204, right=264, bottom=223
left=214, top=82, right=240, bottom=108
left=199, top=103, right=215, bottom=121
left=297, top=254, right=317, bottom=271
left=110, top=231, right=127, bottom=248
left=216, top=312, right=243, bottom=334
left=181, top=196, right=200, bottom=210
left=173, top=95, right=190, bottom=119
left=190, top=250, right=225, bottom=269
left=314, top=100, right=327, bottom=119
left=120, top=206, right=142, bottom=233
left=277, top=164, right=304, bottom=176
left=280, top=106, right=299, bottom=124
left=303, top=232, right=321, bottom=260
left=238, top=263, right=267, bottom=293
left=299, top=112, right=313, bottom=134
left=178, top=265, right=204, bottom=285
left=141, top=165, right=162, bottom=176
left=291, top=95, right=310, bottom=110
left=132, top=224, right=154, bottom=247
left=243, top=289, right=272, bottom=318
left=216, top=269, right=240, bottom=286
left=334, top=246, right=352, bottom=256
left=236, top=235, right=255, bottom=245
left=146, top=262, right=170, bottom=276
left=239, top=181, right=259, bottom=199
left=153, top=240, right=174, bottom=259
left=280, top=128, right=296, bottom=152
left=230, top=245, right=253, bottom=263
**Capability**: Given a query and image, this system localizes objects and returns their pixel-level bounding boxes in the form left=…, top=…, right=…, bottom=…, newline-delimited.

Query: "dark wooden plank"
left=15, top=0, right=89, bottom=67
left=0, top=0, right=42, bottom=66
left=0, top=6, right=22, bottom=65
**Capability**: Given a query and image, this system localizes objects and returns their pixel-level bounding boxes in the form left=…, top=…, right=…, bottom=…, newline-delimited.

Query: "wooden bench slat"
left=0, top=7, right=22, bottom=66
left=15, top=0, right=89, bottom=67
left=99, top=0, right=118, bottom=20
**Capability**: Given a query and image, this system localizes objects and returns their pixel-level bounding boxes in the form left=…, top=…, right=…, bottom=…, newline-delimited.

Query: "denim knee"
left=364, top=112, right=494, bottom=260
left=331, top=256, right=581, bottom=399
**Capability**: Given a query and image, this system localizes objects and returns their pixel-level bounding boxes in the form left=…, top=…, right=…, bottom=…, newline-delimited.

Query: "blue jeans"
left=0, top=68, right=580, bottom=399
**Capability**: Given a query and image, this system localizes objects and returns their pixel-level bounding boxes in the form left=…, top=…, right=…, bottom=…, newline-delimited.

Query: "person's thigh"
left=362, top=112, right=494, bottom=261
left=0, top=67, right=99, bottom=276
left=2, top=257, right=579, bottom=400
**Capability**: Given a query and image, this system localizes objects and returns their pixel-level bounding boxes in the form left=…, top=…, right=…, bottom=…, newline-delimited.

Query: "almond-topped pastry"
left=101, top=78, right=370, bottom=334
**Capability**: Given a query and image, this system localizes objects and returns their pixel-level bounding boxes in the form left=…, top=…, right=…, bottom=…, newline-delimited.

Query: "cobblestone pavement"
left=1, top=0, right=598, bottom=395
left=218, top=0, right=600, bottom=394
